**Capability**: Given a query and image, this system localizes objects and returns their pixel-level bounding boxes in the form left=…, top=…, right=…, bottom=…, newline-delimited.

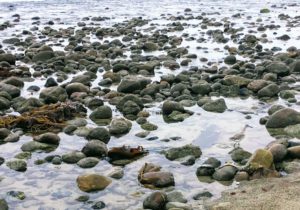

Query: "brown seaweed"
left=108, top=145, right=148, bottom=160
left=0, top=102, right=86, bottom=133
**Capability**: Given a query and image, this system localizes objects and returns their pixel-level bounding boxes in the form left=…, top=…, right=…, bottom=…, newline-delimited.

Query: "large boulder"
left=266, top=108, right=300, bottom=128
left=76, top=174, right=111, bottom=192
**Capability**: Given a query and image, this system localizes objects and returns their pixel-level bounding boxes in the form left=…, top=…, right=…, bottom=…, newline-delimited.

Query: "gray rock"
left=287, top=146, right=300, bottom=159
left=162, top=100, right=185, bottom=115
left=108, top=167, right=124, bottom=179
left=167, top=191, right=187, bottom=203
left=165, top=144, right=202, bottom=161
left=193, top=191, right=213, bottom=200
left=224, top=55, right=237, bottom=65
left=66, top=82, right=89, bottom=95
left=166, top=202, right=192, bottom=210
left=268, top=143, right=287, bottom=162
left=89, top=106, right=112, bottom=125
left=230, top=148, right=252, bottom=163
left=258, top=84, right=279, bottom=98
left=0, top=96, right=10, bottom=110
left=202, top=98, right=227, bottom=113
left=0, top=199, right=8, bottom=210
left=86, top=127, right=110, bottom=144
left=143, top=191, right=167, bottom=210
left=82, top=140, right=108, bottom=157
left=265, top=61, right=290, bottom=76
left=39, top=86, right=68, bottom=104
left=0, top=83, right=20, bottom=98
left=21, top=141, right=56, bottom=152
left=196, top=164, right=215, bottom=176
left=2, top=76, right=24, bottom=88
left=109, top=118, right=132, bottom=136
left=6, top=159, right=27, bottom=172
left=268, top=105, right=285, bottom=115
left=117, top=76, right=150, bottom=93
left=0, top=53, right=16, bottom=65
left=77, top=157, right=99, bottom=168
left=32, top=51, right=55, bottom=62
left=0, top=128, right=11, bottom=140
left=212, top=165, right=238, bottom=181
left=203, top=157, right=221, bottom=168
left=34, top=132, right=60, bottom=145
left=62, top=151, right=86, bottom=164
left=247, top=79, right=269, bottom=92
left=266, top=108, right=300, bottom=128
left=143, top=42, right=159, bottom=51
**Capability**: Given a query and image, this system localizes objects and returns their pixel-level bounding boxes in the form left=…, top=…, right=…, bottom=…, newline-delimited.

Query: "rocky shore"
left=0, top=0, right=300, bottom=209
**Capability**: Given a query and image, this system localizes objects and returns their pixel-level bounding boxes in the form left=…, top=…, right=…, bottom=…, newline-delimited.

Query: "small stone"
left=77, top=157, right=99, bottom=168
left=91, top=201, right=106, bottom=209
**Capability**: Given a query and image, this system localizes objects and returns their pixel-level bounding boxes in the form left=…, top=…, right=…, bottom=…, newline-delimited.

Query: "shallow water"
left=0, top=0, right=300, bottom=209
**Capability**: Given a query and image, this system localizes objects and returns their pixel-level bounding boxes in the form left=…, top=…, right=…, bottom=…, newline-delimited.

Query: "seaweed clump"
left=0, top=102, right=86, bottom=133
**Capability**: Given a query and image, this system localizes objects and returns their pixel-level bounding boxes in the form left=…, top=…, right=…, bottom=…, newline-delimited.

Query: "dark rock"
left=82, top=140, right=108, bottom=157
left=143, top=191, right=167, bottom=210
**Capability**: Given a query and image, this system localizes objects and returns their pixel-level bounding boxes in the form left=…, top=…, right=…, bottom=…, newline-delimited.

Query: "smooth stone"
left=165, top=144, right=202, bottom=161
left=143, top=191, right=167, bottom=210
left=212, top=165, right=238, bottom=181
left=77, top=157, right=99, bottom=168
left=86, top=127, right=110, bottom=144
left=76, top=174, right=111, bottom=192
left=62, top=151, right=86, bottom=164
left=266, top=108, right=300, bottom=128
left=167, top=191, right=187, bottom=203
left=82, top=140, right=108, bottom=157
